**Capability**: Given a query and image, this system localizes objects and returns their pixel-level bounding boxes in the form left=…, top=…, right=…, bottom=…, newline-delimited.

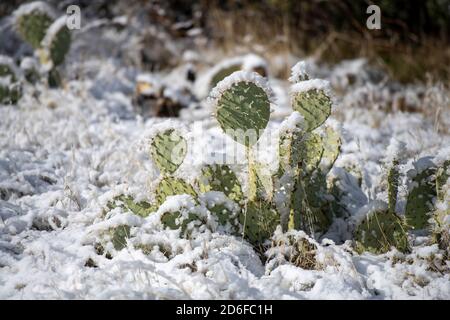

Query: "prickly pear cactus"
left=155, top=177, right=197, bottom=206
left=211, top=71, right=271, bottom=147
left=436, top=160, right=449, bottom=202
left=107, top=195, right=156, bottom=218
left=387, top=160, right=400, bottom=214
left=354, top=209, right=409, bottom=254
left=405, top=160, right=437, bottom=230
left=320, top=126, right=341, bottom=173
left=14, top=2, right=55, bottom=49
left=240, top=201, right=279, bottom=246
left=291, top=81, right=332, bottom=132
left=111, top=225, right=131, bottom=251
left=40, top=16, right=71, bottom=67
left=151, top=129, right=187, bottom=174
left=201, top=191, right=241, bottom=232
left=197, top=164, right=243, bottom=202
left=301, top=132, right=324, bottom=173
left=0, top=56, right=21, bottom=105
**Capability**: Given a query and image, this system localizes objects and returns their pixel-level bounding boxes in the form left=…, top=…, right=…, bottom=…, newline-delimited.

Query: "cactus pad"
left=320, top=126, right=341, bottom=173
left=155, top=177, right=197, bottom=206
left=197, top=164, right=243, bottom=202
left=15, top=3, right=55, bottom=49
left=111, top=225, right=131, bottom=251
left=405, top=166, right=437, bottom=230
left=151, top=129, right=187, bottom=174
left=292, top=88, right=332, bottom=132
left=0, top=57, right=21, bottom=105
left=436, top=160, right=449, bottom=202
left=354, top=210, right=409, bottom=254
left=387, top=160, right=400, bottom=214
left=215, top=80, right=270, bottom=147
left=41, top=17, right=71, bottom=67
left=239, top=201, right=279, bottom=246
left=107, top=195, right=156, bottom=218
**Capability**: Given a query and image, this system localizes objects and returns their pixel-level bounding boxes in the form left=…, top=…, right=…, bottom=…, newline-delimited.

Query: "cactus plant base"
left=405, top=167, right=437, bottom=230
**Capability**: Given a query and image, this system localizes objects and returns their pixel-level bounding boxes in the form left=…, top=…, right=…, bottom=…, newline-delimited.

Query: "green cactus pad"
left=160, top=210, right=199, bottom=233
left=0, top=82, right=21, bottom=105
left=405, top=166, right=437, bottom=230
left=15, top=5, right=54, bottom=49
left=41, top=17, right=71, bottom=67
left=292, top=88, right=332, bottom=132
left=197, top=164, right=243, bottom=202
left=151, top=129, right=187, bottom=174
left=387, top=160, right=400, bottom=214
left=215, top=81, right=270, bottom=147
left=278, top=126, right=303, bottom=173
left=249, top=162, right=274, bottom=201
left=155, top=177, right=197, bottom=206
left=107, top=195, right=157, bottom=218
left=436, top=160, right=449, bottom=202
left=301, top=132, right=324, bottom=173
left=0, top=57, right=21, bottom=105
left=354, top=210, right=409, bottom=254
left=111, top=225, right=131, bottom=251
left=320, top=126, right=341, bottom=173
left=239, top=201, right=279, bottom=246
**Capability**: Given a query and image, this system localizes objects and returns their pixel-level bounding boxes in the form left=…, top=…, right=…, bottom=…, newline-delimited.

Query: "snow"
left=1, top=4, right=449, bottom=299
left=208, top=70, right=275, bottom=107
left=13, top=1, right=56, bottom=20
left=290, top=79, right=331, bottom=96
left=41, top=16, right=67, bottom=49
left=289, top=60, right=312, bottom=83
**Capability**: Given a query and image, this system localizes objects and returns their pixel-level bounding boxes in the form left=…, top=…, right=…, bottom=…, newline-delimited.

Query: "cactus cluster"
left=99, top=60, right=448, bottom=257
left=13, top=2, right=72, bottom=87
left=353, top=144, right=449, bottom=254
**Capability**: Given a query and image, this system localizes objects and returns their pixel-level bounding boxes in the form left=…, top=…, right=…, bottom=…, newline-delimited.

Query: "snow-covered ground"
left=1, top=55, right=449, bottom=299
left=0, top=2, right=449, bottom=299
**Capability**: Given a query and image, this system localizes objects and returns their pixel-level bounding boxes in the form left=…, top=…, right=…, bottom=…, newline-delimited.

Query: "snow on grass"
left=0, top=48, right=449, bottom=299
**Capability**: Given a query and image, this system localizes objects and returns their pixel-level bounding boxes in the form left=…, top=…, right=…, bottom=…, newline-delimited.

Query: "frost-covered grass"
left=0, top=53, right=449, bottom=299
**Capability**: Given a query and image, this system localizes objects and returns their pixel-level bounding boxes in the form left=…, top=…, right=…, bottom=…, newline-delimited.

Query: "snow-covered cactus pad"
left=387, top=161, right=400, bottom=214
left=107, top=195, right=156, bottom=218
left=320, top=125, right=341, bottom=173
left=201, top=191, right=240, bottom=231
left=384, top=139, right=406, bottom=214
left=40, top=16, right=71, bottom=68
left=157, top=195, right=203, bottom=234
left=0, top=56, right=21, bottom=105
left=277, top=112, right=305, bottom=174
left=210, top=71, right=272, bottom=147
left=151, top=129, right=187, bottom=174
left=14, top=1, right=55, bottom=49
left=240, top=201, right=279, bottom=246
left=197, top=164, right=243, bottom=202
left=155, top=177, right=197, bottom=206
left=354, top=204, right=409, bottom=254
left=291, top=79, right=332, bottom=132
left=405, top=158, right=437, bottom=230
